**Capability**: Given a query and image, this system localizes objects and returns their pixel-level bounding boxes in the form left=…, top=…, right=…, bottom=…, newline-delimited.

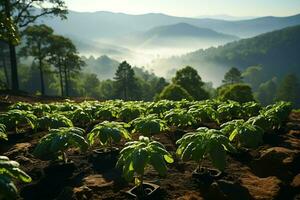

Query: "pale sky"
left=65, top=0, right=300, bottom=17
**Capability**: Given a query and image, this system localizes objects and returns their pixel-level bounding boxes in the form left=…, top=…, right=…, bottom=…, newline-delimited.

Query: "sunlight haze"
left=65, top=0, right=300, bottom=17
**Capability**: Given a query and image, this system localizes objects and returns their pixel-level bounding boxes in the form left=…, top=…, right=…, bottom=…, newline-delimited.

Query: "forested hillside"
left=151, top=25, right=300, bottom=84
left=40, top=11, right=300, bottom=60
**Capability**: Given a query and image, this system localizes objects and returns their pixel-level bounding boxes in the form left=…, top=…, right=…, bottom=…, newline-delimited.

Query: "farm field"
left=0, top=97, right=300, bottom=200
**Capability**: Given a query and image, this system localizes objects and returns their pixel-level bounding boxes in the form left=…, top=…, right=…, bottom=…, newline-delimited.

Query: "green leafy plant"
left=247, top=114, right=276, bottom=133
left=96, top=106, right=117, bottom=120
left=131, top=114, right=168, bottom=136
left=217, top=101, right=243, bottom=123
left=0, top=124, right=7, bottom=141
left=55, top=101, right=81, bottom=112
left=116, top=136, right=173, bottom=193
left=176, top=128, right=235, bottom=171
left=8, top=102, right=32, bottom=111
left=188, top=104, right=218, bottom=124
left=70, top=108, right=93, bottom=126
left=0, top=110, right=37, bottom=132
left=87, top=121, right=131, bottom=148
left=242, top=101, right=261, bottom=118
left=246, top=101, right=292, bottom=132
left=221, top=120, right=264, bottom=148
left=32, top=103, right=52, bottom=117
left=37, top=113, right=73, bottom=130
left=164, top=109, right=196, bottom=128
left=147, top=100, right=176, bottom=117
left=118, top=106, right=144, bottom=122
left=262, top=101, right=292, bottom=125
left=0, top=156, right=32, bottom=200
left=33, top=127, right=88, bottom=162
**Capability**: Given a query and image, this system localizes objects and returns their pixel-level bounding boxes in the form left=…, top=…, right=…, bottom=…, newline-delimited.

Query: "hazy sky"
left=65, top=0, right=300, bottom=17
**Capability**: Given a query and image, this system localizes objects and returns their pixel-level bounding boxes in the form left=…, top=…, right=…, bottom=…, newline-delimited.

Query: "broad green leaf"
left=229, top=129, right=238, bottom=141
left=209, top=142, right=226, bottom=171
left=163, top=154, right=174, bottom=163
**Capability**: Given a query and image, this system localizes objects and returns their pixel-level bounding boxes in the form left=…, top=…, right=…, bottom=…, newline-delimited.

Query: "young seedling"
left=0, top=124, right=7, bottom=141
left=117, top=136, right=174, bottom=196
left=96, top=106, right=117, bottom=121
left=118, top=106, right=144, bottom=122
left=31, top=103, right=52, bottom=117
left=37, top=113, right=73, bottom=130
left=176, top=127, right=235, bottom=172
left=70, top=108, right=93, bottom=127
left=87, top=121, right=131, bottom=149
left=147, top=100, right=176, bottom=117
left=0, top=110, right=37, bottom=133
left=242, top=101, right=262, bottom=118
left=131, top=114, right=168, bottom=137
left=33, top=127, right=89, bottom=162
left=188, top=104, right=218, bottom=124
left=221, top=120, right=264, bottom=149
left=164, top=109, right=196, bottom=128
left=0, top=156, right=32, bottom=200
left=259, top=101, right=292, bottom=130
left=247, top=114, right=279, bottom=133
left=9, top=102, right=33, bottom=111
left=217, top=101, right=243, bottom=123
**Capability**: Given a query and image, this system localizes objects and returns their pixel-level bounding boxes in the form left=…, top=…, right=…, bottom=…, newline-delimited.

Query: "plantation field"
left=0, top=99, right=300, bottom=200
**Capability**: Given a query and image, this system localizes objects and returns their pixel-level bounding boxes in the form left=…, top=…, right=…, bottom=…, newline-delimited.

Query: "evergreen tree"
left=18, top=62, right=59, bottom=96
left=275, top=74, right=300, bottom=107
left=0, top=41, right=9, bottom=88
left=223, top=67, right=243, bottom=85
left=113, top=61, right=140, bottom=100
left=20, top=24, right=54, bottom=95
left=47, top=35, right=84, bottom=96
left=242, top=65, right=263, bottom=90
left=173, top=66, right=209, bottom=100
left=154, top=77, right=168, bottom=95
left=82, top=73, right=101, bottom=98
left=99, top=79, right=115, bottom=100
left=255, top=77, right=278, bottom=105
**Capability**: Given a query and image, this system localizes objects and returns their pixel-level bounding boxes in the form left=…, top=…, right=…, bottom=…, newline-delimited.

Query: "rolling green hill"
left=121, top=23, right=238, bottom=48
left=151, top=25, right=300, bottom=85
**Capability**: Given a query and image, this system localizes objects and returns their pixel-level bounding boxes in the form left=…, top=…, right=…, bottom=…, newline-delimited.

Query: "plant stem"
left=63, top=151, right=68, bottom=163
left=110, top=138, right=113, bottom=151
left=138, top=174, right=144, bottom=196
left=197, top=159, right=204, bottom=171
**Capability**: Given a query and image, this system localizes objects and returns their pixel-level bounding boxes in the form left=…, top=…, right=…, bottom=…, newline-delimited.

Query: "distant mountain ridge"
left=150, top=25, right=300, bottom=85
left=196, top=14, right=256, bottom=21
left=41, top=11, right=300, bottom=39
left=38, top=10, right=300, bottom=63
left=120, top=23, right=238, bottom=48
left=143, top=23, right=238, bottom=39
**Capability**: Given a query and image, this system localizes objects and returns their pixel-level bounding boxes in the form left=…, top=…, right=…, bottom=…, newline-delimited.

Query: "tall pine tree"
left=113, top=61, right=140, bottom=100
left=20, top=25, right=54, bottom=96
left=223, top=67, right=243, bottom=85
left=275, top=74, right=300, bottom=107
left=172, top=66, right=209, bottom=100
